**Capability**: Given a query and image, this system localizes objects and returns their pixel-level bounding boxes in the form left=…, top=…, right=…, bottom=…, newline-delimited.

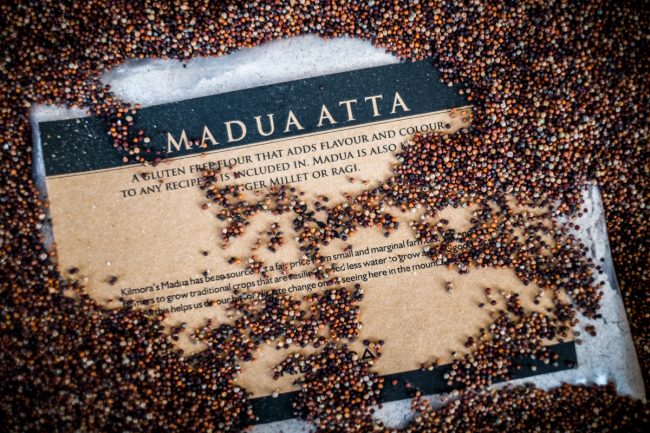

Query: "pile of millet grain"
left=1, top=1, right=647, bottom=432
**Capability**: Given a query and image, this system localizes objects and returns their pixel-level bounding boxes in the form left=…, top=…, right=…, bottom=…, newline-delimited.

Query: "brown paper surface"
left=44, top=108, right=558, bottom=397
